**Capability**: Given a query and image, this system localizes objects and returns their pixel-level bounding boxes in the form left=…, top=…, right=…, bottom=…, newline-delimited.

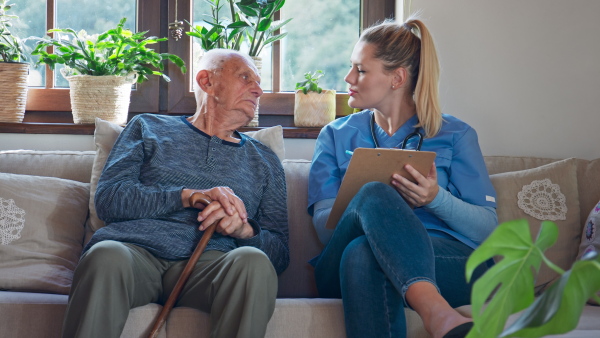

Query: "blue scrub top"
left=308, top=110, right=497, bottom=247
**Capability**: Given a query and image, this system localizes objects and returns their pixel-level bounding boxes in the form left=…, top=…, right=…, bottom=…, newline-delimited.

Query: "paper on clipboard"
left=325, top=148, right=436, bottom=229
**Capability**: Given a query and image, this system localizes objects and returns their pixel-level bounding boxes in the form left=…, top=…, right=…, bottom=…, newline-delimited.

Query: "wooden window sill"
left=0, top=111, right=322, bottom=139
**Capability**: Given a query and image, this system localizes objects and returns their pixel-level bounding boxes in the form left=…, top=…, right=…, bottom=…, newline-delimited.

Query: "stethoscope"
left=370, top=113, right=424, bottom=150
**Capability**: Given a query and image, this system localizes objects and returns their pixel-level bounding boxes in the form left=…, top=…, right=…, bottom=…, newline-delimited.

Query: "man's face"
left=212, top=56, right=263, bottom=123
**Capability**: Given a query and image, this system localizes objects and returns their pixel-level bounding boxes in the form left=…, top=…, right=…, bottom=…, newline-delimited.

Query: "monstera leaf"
left=465, top=219, right=600, bottom=338
left=465, top=220, right=561, bottom=338
left=500, top=250, right=600, bottom=337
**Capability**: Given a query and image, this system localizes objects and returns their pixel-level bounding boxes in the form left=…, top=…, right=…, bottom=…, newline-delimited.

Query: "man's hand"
left=391, top=162, right=439, bottom=208
left=182, top=187, right=248, bottom=223
left=197, top=201, right=256, bottom=239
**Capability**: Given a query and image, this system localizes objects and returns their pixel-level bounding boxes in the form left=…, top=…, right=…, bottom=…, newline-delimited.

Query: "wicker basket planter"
left=0, top=62, right=29, bottom=123
left=294, top=89, right=336, bottom=127
left=64, top=73, right=137, bottom=125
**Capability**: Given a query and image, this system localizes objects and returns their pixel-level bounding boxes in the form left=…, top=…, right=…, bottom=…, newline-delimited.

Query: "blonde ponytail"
left=360, top=18, right=442, bottom=138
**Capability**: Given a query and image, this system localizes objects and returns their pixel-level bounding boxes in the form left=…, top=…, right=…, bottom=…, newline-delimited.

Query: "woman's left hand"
left=391, top=162, right=439, bottom=208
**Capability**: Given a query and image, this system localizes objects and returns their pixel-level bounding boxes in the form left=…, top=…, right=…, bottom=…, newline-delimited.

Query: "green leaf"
left=500, top=251, right=600, bottom=337
left=237, top=4, right=259, bottom=17
left=256, top=18, right=272, bottom=32
left=274, top=0, right=286, bottom=12
left=228, top=21, right=250, bottom=28
left=465, top=220, right=558, bottom=338
left=268, top=18, right=292, bottom=33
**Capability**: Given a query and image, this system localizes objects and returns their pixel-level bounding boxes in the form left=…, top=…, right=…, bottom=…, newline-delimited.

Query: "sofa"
left=1, top=131, right=599, bottom=337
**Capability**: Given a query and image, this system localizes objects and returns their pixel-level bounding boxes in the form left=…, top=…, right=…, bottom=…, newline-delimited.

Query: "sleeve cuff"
left=235, top=218, right=262, bottom=247
left=424, top=186, right=447, bottom=210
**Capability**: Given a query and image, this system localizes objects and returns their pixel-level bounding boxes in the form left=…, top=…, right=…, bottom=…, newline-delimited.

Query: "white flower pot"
left=63, top=73, right=137, bottom=125
left=294, top=89, right=336, bottom=127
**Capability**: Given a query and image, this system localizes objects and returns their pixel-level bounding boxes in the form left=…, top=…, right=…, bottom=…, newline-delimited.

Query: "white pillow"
left=243, top=125, right=285, bottom=161
left=0, top=173, right=89, bottom=294
left=88, top=117, right=285, bottom=231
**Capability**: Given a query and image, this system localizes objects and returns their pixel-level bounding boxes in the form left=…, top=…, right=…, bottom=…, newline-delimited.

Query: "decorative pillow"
left=489, top=158, right=581, bottom=290
left=0, top=173, right=89, bottom=294
left=88, top=117, right=286, bottom=231
left=577, top=199, right=600, bottom=304
left=243, top=125, right=286, bottom=161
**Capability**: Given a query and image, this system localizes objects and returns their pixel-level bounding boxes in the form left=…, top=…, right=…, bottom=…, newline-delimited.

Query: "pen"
left=345, top=150, right=354, bottom=156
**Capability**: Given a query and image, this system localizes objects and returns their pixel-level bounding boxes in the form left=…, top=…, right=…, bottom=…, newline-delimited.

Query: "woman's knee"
left=340, top=237, right=380, bottom=281
left=352, top=182, right=409, bottom=212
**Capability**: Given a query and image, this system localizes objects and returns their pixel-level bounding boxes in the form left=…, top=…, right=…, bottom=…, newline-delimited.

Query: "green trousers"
left=62, top=241, right=278, bottom=338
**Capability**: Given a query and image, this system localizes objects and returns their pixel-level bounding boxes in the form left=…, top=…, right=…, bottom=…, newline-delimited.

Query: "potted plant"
left=32, top=18, right=186, bottom=125
left=186, top=0, right=292, bottom=126
left=186, top=0, right=291, bottom=56
left=465, top=219, right=600, bottom=337
left=0, top=0, right=29, bottom=123
left=294, top=70, right=336, bottom=127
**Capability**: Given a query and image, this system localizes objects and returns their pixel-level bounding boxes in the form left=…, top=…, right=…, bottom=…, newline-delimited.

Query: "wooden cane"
left=148, top=192, right=216, bottom=338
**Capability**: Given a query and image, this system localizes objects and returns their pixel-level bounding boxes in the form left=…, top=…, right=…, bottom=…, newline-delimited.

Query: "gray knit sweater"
left=85, top=114, right=289, bottom=274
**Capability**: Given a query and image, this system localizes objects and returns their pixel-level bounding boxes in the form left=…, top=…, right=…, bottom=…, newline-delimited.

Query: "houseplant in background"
left=0, top=0, right=29, bottom=123
left=186, top=0, right=291, bottom=126
left=465, top=219, right=600, bottom=338
left=32, top=18, right=186, bottom=125
left=293, top=70, right=336, bottom=127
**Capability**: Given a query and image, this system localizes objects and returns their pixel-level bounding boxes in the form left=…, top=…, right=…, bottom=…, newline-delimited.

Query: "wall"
left=398, top=0, right=600, bottom=160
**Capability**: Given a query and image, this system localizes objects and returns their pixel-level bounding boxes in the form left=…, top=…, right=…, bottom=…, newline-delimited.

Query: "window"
left=15, top=0, right=159, bottom=113
left=16, top=0, right=394, bottom=125
left=167, top=0, right=394, bottom=126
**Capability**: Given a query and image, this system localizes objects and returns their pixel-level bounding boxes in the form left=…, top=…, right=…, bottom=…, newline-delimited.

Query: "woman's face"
left=344, top=41, right=395, bottom=111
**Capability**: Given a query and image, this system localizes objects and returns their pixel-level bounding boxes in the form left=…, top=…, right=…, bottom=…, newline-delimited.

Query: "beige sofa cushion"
left=0, top=150, right=95, bottom=183
left=0, top=173, right=89, bottom=294
left=489, top=158, right=581, bottom=290
left=278, top=159, right=322, bottom=298
left=88, top=117, right=286, bottom=232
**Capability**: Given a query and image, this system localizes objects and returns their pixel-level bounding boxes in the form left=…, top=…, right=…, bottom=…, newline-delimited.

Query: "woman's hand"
left=182, top=187, right=248, bottom=223
left=197, top=201, right=256, bottom=239
left=391, top=162, right=439, bottom=208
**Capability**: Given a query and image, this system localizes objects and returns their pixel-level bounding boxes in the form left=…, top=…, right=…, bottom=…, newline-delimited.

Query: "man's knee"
left=226, top=247, right=277, bottom=287
left=78, top=240, right=134, bottom=275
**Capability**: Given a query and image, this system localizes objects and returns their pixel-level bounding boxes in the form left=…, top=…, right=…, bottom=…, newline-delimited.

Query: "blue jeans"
left=313, top=182, right=488, bottom=338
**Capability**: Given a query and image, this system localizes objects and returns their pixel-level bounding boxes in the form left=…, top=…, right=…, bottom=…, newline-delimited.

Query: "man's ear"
left=196, top=70, right=214, bottom=94
left=392, top=67, right=409, bottom=89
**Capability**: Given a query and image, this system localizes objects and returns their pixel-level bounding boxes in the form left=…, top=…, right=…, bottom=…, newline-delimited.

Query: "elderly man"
left=62, top=49, right=289, bottom=338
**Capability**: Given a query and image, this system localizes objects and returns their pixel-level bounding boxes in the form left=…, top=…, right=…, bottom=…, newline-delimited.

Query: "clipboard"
left=325, top=148, right=437, bottom=229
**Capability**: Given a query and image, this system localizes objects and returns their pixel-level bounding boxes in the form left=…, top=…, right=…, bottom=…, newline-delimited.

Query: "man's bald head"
left=194, top=49, right=259, bottom=109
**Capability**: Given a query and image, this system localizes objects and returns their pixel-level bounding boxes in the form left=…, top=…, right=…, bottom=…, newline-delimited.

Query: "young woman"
left=307, top=18, right=498, bottom=338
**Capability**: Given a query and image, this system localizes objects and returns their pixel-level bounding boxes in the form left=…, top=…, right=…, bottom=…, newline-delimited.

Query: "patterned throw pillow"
left=0, top=173, right=89, bottom=294
left=489, top=158, right=581, bottom=291
left=577, top=199, right=600, bottom=304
